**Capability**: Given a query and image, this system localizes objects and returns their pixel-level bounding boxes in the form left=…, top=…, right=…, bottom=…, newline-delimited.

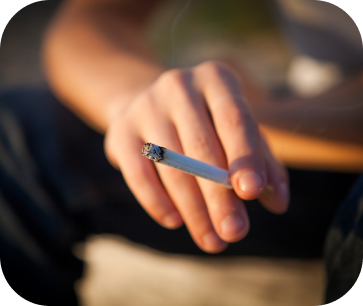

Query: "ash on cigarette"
left=141, top=143, right=165, bottom=162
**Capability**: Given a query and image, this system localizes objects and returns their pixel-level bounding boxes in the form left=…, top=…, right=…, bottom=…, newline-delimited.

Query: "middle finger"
left=169, top=73, right=250, bottom=243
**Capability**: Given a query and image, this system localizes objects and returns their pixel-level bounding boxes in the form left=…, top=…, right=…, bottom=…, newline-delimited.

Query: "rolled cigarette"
left=141, top=143, right=232, bottom=189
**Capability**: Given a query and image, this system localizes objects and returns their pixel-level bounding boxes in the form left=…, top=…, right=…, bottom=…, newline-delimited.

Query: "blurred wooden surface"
left=77, top=235, right=325, bottom=306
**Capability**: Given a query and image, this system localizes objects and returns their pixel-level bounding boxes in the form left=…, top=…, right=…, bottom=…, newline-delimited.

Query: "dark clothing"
left=0, top=88, right=359, bottom=305
left=324, top=175, right=363, bottom=303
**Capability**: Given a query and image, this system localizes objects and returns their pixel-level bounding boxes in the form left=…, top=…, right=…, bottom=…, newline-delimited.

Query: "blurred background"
left=2, top=0, right=357, bottom=305
left=0, top=0, right=295, bottom=94
left=0, top=1, right=59, bottom=91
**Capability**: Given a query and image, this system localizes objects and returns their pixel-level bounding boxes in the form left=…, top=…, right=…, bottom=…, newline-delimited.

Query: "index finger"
left=196, top=62, right=267, bottom=200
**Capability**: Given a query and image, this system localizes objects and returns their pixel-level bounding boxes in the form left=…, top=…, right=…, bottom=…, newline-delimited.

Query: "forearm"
left=42, top=0, right=163, bottom=132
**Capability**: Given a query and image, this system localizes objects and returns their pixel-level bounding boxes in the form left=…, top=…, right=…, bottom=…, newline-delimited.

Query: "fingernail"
left=203, top=232, right=221, bottom=248
left=239, top=172, right=263, bottom=192
left=259, top=184, right=274, bottom=202
left=220, top=215, right=245, bottom=236
left=163, top=212, right=182, bottom=229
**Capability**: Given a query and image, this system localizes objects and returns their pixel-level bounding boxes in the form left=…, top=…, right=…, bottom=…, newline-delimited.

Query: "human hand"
left=104, top=61, right=289, bottom=253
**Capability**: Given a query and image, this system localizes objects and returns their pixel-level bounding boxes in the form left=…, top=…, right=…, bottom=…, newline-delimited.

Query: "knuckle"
left=221, top=110, right=246, bottom=130
left=187, top=209, right=208, bottom=225
left=161, top=166, right=184, bottom=181
left=125, top=166, right=147, bottom=187
left=138, top=88, right=154, bottom=106
left=158, top=69, right=200, bottom=115
left=159, top=69, right=185, bottom=88
left=137, top=88, right=164, bottom=117
left=158, top=69, right=194, bottom=103
left=198, top=61, right=234, bottom=76
left=144, top=201, right=164, bottom=218
left=188, top=133, right=213, bottom=157
left=223, top=112, right=243, bottom=129
left=219, top=109, right=259, bottom=142
left=198, top=61, right=220, bottom=75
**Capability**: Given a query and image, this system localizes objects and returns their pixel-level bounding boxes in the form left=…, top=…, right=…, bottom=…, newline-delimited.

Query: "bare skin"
left=43, top=0, right=363, bottom=253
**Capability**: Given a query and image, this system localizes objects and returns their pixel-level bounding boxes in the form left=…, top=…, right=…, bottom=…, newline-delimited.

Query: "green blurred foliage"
left=181, top=0, right=277, bottom=36
left=147, top=0, right=281, bottom=63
